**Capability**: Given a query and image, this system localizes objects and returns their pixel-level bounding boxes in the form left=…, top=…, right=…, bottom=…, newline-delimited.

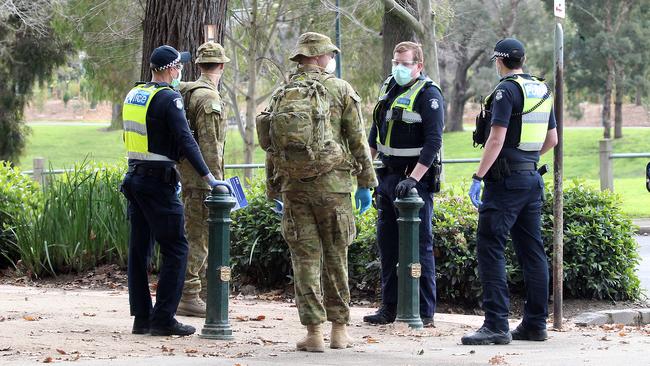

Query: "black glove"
left=395, top=177, right=418, bottom=198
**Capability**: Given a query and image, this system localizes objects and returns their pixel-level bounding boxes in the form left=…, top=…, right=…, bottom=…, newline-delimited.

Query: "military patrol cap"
left=150, top=45, right=190, bottom=71
left=195, top=42, right=230, bottom=64
left=491, top=38, right=525, bottom=61
left=289, top=32, right=340, bottom=62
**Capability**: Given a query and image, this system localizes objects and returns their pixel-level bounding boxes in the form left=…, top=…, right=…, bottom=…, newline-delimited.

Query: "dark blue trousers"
left=376, top=172, right=436, bottom=318
left=120, top=172, right=188, bottom=328
left=477, top=170, right=549, bottom=332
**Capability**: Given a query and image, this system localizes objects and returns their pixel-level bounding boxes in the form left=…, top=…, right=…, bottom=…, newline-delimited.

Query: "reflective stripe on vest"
left=376, top=77, right=440, bottom=157
left=122, top=84, right=174, bottom=162
left=511, top=76, right=553, bottom=151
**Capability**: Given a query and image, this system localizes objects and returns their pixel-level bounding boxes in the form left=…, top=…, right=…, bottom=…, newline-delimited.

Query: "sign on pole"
left=554, top=0, right=566, bottom=19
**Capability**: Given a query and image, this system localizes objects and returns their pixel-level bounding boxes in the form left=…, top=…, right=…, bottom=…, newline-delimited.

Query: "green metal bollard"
left=394, top=188, right=424, bottom=329
left=200, top=185, right=237, bottom=340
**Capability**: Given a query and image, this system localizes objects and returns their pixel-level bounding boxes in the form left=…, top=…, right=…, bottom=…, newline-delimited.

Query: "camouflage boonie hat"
left=289, top=32, right=340, bottom=62
left=195, top=41, right=230, bottom=64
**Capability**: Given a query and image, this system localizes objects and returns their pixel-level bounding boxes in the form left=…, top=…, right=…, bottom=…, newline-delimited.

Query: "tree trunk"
left=382, top=0, right=417, bottom=76
left=447, top=58, right=469, bottom=132
left=601, top=58, right=614, bottom=139
left=635, top=84, right=642, bottom=106
left=614, top=70, right=624, bottom=139
left=418, top=0, right=439, bottom=84
left=243, top=0, right=260, bottom=183
left=140, top=0, right=227, bottom=82
left=109, top=102, right=123, bottom=131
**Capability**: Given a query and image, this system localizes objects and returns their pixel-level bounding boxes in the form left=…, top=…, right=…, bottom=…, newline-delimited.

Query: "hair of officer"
left=502, top=56, right=525, bottom=70
left=393, top=41, right=424, bottom=63
left=198, top=63, right=222, bottom=72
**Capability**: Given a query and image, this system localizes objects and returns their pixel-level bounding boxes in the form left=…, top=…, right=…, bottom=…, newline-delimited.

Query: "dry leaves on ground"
left=489, top=354, right=508, bottom=365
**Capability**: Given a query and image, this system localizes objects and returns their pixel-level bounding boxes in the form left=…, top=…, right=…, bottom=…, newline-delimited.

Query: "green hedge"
left=1, top=161, right=641, bottom=302
left=230, top=180, right=641, bottom=303
left=0, top=162, right=42, bottom=268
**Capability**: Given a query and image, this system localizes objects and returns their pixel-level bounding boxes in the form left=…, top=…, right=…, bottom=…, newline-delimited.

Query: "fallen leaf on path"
left=362, top=336, right=379, bottom=344
left=23, top=315, right=40, bottom=321
left=618, top=331, right=627, bottom=337
left=252, top=315, right=265, bottom=321
left=274, top=317, right=283, bottom=320
left=42, top=357, right=53, bottom=363
left=488, top=354, right=507, bottom=365
left=184, top=349, right=198, bottom=354
left=600, top=336, right=610, bottom=341
left=0, top=316, right=5, bottom=322
left=82, top=313, right=96, bottom=317
left=56, top=349, right=66, bottom=355
left=417, top=349, right=424, bottom=355
left=0, top=347, right=11, bottom=352
left=235, top=316, right=249, bottom=322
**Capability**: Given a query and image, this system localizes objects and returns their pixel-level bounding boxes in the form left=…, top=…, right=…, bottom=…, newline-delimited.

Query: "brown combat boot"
left=296, top=324, right=325, bottom=352
left=176, top=295, right=206, bottom=317
left=330, top=322, right=353, bottom=349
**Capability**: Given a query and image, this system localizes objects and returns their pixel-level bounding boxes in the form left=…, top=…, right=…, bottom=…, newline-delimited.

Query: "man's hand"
left=395, top=177, right=418, bottom=198
left=203, top=173, right=233, bottom=194
left=355, top=187, right=372, bottom=214
left=469, top=178, right=483, bottom=208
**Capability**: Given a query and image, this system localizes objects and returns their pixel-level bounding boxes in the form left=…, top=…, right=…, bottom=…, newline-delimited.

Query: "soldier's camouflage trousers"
left=182, top=188, right=210, bottom=296
left=281, top=191, right=356, bottom=325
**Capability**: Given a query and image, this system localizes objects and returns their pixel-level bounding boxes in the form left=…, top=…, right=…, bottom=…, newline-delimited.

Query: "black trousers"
left=120, top=172, right=188, bottom=328
left=477, top=170, right=549, bottom=332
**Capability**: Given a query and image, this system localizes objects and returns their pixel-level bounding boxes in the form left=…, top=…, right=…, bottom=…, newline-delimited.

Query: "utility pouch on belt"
left=485, top=158, right=511, bottom=181
left=473, top=95, right=492, bottom=148
left=428, top=160, right=442, bottom=193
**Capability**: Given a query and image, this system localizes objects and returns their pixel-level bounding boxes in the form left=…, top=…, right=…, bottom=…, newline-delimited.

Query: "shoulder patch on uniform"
left=495, top=90, right=504, bottom=101
left=430, top=98, right=440, bottom=110
left=174, top=98, right=184, bottom=110
left=212, top=102, right=222, bottom=113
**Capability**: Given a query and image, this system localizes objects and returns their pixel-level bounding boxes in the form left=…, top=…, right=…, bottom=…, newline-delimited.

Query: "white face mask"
left=171, top=67, right=182, bottom=88
left=324, top=57, right=336, bottom=74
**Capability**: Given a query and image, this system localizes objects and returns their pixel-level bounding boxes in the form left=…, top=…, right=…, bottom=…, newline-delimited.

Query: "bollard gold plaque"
left=219, top=266, right=231, bottom=282
left=410, top=263, right=421, bottom=278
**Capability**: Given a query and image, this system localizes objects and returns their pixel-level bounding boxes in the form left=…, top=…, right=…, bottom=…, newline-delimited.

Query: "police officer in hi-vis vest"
left=364, top=41, right=444, bottom=327
left=462, top=38, right=558, bottom=345
left=120, top=45, right=229, bottom=337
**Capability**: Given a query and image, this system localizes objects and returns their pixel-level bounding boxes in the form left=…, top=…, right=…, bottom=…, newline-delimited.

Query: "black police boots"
left=363, top=304, right=397, bottom=324
left=150, top=319, right=196, bottom=336
left=461, top=327, right=512, bottom=345
left=511, top=323, right=548, bottom=341
left=132, top=317, right=150, bottom=335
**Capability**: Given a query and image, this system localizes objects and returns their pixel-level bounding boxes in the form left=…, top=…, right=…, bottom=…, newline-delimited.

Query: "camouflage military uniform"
left=177, top=42, right=230, bottom=306
left=258, top=34, right=377, bottom=327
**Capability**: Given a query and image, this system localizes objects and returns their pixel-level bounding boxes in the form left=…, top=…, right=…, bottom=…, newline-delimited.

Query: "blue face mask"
left=392, top=64, right=414, bottom=86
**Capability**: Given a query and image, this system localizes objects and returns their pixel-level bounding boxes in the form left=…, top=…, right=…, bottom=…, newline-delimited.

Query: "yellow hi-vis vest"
left=375, top=76, right=441, bottom=157
left=505, top=75, right=553, bottom=152
left=122, top=84, right=174, bottom=161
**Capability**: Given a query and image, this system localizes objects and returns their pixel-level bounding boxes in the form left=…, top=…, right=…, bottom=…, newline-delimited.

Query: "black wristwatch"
left=472, top=173, right=483, bottom=181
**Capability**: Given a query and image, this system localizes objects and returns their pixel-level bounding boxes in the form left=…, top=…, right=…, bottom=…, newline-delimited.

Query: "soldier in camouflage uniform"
left=257, top=32, right=377, bottom=352
left=176, top=42, right=230, bottom=317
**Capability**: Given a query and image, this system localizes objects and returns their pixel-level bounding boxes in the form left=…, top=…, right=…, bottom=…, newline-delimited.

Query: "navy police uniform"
left=477, top=73, right=556, bottom=334
left=120, top=45, right=211, bottom=335
left=367, top=74, right=444, bottom=321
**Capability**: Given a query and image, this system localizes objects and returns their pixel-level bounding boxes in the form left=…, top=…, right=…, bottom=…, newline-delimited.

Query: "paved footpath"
left=1, top=285, right=650, bottom=366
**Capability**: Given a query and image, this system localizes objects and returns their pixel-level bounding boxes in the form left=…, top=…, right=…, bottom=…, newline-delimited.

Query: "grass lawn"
left=18, top=124, right=650, bottom=217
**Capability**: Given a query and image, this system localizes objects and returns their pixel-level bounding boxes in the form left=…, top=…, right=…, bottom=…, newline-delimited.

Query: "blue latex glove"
left=469, top=178, right=482, bottom=208
left=355, top=187, right=372, bottom=214
left=205, top=173, right=233, bottom=195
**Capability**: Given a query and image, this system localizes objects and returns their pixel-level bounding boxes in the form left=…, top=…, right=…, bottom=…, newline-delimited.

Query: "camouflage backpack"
left=266, top=73, right=345, bottom=180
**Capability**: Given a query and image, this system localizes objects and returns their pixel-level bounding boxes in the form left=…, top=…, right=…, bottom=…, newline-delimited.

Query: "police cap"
left=289, top=32, right=340, bottom=62
left=491, top=38, right=525, bottom=61
left=150, top=45, right=191, bottom=71
left=196, top=42, right=230, bottom=64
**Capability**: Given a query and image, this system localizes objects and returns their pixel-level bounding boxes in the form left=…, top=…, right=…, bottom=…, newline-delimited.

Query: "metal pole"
left=552, top=22, right=564, bottom=331
left=394, top=188, right=424, bottom=329
left=200, top=186, right=237, bottom=340
left=599, top=139, right=614, bottom=191
left=335, top=0, right=342, bottom=78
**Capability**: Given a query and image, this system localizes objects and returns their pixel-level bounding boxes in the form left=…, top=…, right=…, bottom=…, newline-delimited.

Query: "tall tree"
left=567, top=0, right=635, bottom=139
left=381, top=0, right=417, bottom=76
left=140, top=0, right=228, bottom=82
left=59, top=0, right=143, bottom=130
left=0, top=0, right=69, bottom=163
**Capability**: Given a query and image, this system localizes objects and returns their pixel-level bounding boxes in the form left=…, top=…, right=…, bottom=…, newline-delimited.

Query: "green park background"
left=18, top=123, right=650, bottom=218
